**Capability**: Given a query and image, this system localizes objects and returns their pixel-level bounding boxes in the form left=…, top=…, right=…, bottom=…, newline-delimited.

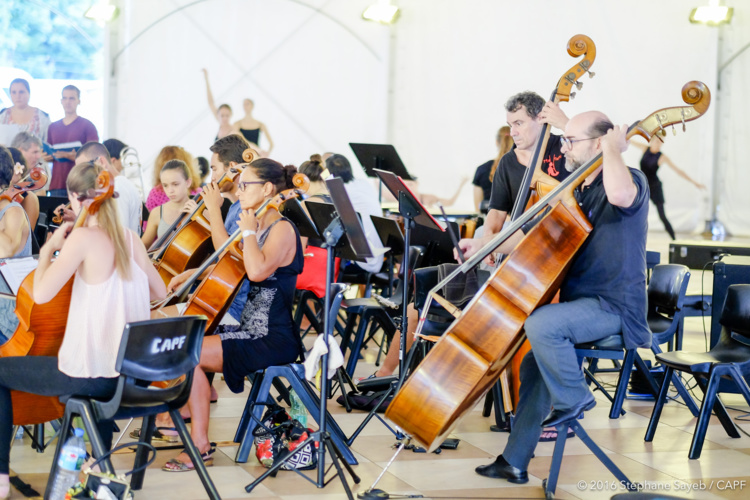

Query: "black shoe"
left=542, top=396, right=596, bottom=427
left=475, top=455, right=528, bottom=484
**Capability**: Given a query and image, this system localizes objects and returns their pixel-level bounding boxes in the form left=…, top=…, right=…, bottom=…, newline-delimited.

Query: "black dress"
left=639, top=150, right=664, bottom=204
left=218, top=217, right=304, bottom=393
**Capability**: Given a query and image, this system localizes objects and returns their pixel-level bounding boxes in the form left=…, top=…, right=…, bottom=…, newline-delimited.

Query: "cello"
left=0, top=165, right=49, bottom=203
left=385, top=81, right=711, bottom=451
left=0, top=169, right=115, bottom=425
left=150, top=148, right=255, bottom=286
left=152, top=173, right=310, bottom=336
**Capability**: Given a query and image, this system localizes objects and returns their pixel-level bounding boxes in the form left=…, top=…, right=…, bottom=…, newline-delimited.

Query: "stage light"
left=84, top=1, right=119, bottom=24
left=363, top=0, right=400, bottom=25
left=690, top=0, right=733, bottom=26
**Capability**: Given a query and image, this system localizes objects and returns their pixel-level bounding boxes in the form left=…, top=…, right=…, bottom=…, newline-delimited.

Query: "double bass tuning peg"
left=570, top=91, right=576, bottom=100
left=587, top=70, right=595, bottom=78
left=575, top=81, right=583, bottom=90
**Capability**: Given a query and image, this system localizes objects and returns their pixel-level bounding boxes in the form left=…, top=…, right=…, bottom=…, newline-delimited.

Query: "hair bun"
left=309, top=154, right=322, bottom=164
left=282, top=164, right=298, bottom=189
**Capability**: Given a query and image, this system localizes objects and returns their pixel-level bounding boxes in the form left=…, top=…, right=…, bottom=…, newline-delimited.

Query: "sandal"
left=130, top=426, right=180, bottom=443
left=539, top=428, right=575, bottom=442
left=162, top=448, right=215, bottom=472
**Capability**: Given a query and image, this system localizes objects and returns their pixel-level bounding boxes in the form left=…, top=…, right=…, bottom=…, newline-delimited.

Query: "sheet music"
left=0, top=124, right=22, bottom=147
left=0, top=257, right=39, bottom=296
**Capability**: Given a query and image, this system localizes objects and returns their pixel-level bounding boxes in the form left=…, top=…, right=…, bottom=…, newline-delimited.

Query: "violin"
left=385, top=82, right=711, bottom=451
left=152, top=173, right=310, bottom=336
left=150, top=148, right=255, bottom=286
left=0, top=169, right=115, bottom=425
left=0, top=166, right=49, bottom=203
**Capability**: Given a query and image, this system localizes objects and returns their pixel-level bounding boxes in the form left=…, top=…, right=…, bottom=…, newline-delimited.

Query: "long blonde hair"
left=67, top=161, right=131, bottom=279
left=152, top=146, right=200, bottom=191
left=489, top=126, right=513, bottom=182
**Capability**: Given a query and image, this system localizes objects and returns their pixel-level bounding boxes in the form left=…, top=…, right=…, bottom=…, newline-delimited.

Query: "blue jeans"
left=502, top=297, right=622, bottom=470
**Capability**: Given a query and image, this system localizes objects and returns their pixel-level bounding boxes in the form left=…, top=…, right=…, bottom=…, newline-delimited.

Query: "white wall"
left=389, top=0, right=721, bottom=233
left=108, top=0, right=750, bottom=235
left=109, top=0, right=390, bottom=185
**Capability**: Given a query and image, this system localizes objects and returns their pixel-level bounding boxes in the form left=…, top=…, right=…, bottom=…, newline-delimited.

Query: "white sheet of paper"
left=0, top=257, right=39, bottom=296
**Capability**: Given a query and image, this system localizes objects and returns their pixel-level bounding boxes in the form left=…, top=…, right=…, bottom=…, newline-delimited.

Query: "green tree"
left=0, top=0, right=103, bottom=79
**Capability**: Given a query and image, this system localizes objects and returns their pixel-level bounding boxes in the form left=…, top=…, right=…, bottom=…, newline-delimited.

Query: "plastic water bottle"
left=289, top=389, right=308, bottom=428
left=48, top=428, right=86, bottom=500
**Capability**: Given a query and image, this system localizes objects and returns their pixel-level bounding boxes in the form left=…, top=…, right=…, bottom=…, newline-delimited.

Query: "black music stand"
left=371, top=215, right=405, bottom=298
left=349, top=143, right=414, bottom=202
left=373, top=169, right=443, bottom=388
left=281, top=198, right=322, bottom=240
left=246, top=178, right=375, bottom=499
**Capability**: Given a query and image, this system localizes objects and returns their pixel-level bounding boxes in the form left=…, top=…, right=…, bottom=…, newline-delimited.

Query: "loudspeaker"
left=711, top=255, right=750, bottom=348
left=669, top=240, right=750, bottom=270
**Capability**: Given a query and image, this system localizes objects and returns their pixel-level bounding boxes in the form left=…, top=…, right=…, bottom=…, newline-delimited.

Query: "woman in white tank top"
left=0, top=161, right=167, bottom=499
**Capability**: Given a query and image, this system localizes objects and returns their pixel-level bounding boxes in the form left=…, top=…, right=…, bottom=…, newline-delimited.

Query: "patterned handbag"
left=253, top=403, right=318, bottom=470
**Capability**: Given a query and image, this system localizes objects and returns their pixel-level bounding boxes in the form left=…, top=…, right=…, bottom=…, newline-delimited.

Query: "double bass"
left=150, top=148, right=255, bottom=286
left=0, top=170, right=115, bottom=425
left=385, top=81, right=711, bottom=451
left=499, top=34, right=597, bottom=409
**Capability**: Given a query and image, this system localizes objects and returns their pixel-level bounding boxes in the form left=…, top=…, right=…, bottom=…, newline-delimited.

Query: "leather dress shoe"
left=542, top=395, right=596, bottom=427
left=475, top=455, right=528, bottom=484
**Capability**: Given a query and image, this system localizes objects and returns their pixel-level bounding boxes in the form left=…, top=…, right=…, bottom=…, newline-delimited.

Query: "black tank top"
left=639, top=150, right=662, bottom=184
left=240, top=127, right=260, bottom=145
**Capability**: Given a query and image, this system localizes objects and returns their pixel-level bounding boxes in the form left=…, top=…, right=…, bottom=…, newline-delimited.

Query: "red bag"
left=296, top=245, right=340, bottom=298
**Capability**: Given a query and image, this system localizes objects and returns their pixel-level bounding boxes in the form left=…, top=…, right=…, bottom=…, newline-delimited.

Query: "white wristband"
left=242, top=229, right=256, bottom=239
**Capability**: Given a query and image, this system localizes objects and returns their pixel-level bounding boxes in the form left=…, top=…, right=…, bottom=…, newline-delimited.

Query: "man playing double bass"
left=459, top=111, right=651, bottom=483
left=479, top=91, right=570, bottom=265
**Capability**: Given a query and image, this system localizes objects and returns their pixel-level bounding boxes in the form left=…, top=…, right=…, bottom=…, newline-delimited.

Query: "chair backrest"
left=91, top=315, right=207, bottom=420
left=327, top=283, right=348, bottom=329
left=116, top=315, right=207, bottom=381
left=720, top=284, right=750, bottom=340
left=648, top=264, right=690, bottom=318
left=391, top=244, right=425, bottom=300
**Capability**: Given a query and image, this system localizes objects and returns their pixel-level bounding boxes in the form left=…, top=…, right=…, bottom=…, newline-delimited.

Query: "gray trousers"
left=502, top=297, right=622, bottom=470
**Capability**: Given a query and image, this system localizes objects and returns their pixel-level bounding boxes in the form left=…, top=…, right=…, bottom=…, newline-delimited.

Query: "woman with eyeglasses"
left=0, top=160, right=167, bottom=500
left=161, top=158, right=303, bottom=472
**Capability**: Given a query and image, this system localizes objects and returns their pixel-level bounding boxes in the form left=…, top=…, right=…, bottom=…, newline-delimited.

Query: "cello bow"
left=385, top=81, right=711, bottom=451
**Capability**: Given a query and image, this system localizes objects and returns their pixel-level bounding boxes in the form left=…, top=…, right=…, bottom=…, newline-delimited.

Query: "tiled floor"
left=8, top=232, right=750, bottom=499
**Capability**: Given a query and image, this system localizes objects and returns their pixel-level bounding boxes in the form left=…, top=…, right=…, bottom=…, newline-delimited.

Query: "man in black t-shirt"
left=466, top=91, right=570, bottom=265
left=463, top=111, right=650, bottom=484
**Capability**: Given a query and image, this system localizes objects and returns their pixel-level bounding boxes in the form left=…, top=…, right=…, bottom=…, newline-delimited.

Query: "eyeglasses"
left=238, top=181, right=265, bottom=192
left=560, top=135, right=602, bottom=148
